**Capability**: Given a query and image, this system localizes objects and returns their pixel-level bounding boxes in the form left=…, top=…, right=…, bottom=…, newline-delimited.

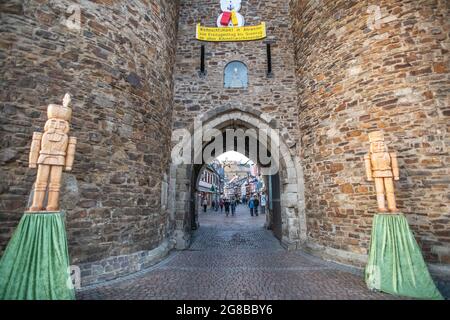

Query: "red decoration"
left=220, top=12, right=231, bottom=26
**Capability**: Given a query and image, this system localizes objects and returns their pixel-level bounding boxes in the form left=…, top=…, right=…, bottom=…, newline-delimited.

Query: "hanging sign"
left=196, top=0, right=266, bottom=42
left=196, top=23, right=266, bottom=42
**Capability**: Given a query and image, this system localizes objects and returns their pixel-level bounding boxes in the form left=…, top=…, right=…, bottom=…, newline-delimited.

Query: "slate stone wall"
left=0, top=0, right=179, bottom=269
left=291, top=0, right=449, bottom=264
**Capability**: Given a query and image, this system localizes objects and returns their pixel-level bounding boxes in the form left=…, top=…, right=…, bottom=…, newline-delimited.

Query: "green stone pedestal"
left=0, top=212, right=75, bottom=300
left=365, top=213, right=443, bottom=300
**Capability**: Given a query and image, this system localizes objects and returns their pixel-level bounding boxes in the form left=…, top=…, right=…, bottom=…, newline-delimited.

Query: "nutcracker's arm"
left=364, top=154, right=373, bottom=181
left=65, top=137, right=77, bottom=171
left=29, top=132, right=42, bottom=168
left=390, top=152, right=399, bottom=180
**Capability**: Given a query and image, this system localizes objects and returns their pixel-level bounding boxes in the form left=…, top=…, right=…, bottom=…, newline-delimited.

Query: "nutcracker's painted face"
left=371, top=141, right=387, bottom=153
left=45, top=119, right=70, bottom=134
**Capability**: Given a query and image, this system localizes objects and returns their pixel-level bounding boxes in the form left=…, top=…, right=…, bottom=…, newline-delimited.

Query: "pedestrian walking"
left=248, top=195, right=255, bottom=216
left=219, top=198, right=224, bottom=213
left=211, top=200, right=215, bottom=211
left=202, top=198, right=207, bottom=213
left=231, top=197, right=236, bottom=216
left=224, top=198, right=231, bottom=216
left=260, top=193, right=267, bottom=215
left=253, top=194, right=259, bottom=216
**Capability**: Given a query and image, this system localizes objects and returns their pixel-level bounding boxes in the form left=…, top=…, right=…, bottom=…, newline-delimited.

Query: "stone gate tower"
left=0, top=0, right=448, bottom=287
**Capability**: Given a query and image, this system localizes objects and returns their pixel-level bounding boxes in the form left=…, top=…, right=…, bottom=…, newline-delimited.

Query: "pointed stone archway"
left=169, top=107, right=307, bottom=250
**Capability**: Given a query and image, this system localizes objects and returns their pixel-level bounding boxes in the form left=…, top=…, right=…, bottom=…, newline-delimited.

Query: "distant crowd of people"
left=201, top=193, right=267, bottom=217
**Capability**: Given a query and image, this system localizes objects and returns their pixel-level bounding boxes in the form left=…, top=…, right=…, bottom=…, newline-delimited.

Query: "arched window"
left=224, top=61, right=248, bottom=89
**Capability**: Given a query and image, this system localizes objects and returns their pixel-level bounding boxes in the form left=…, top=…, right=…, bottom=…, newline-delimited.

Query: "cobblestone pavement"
left=77, top=205, right=446, bottom=300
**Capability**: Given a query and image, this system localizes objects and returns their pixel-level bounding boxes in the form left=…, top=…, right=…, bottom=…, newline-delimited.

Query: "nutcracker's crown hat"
left=47, top=93, right=72, bottom=121
left=368, top=131, right=384, bottom=143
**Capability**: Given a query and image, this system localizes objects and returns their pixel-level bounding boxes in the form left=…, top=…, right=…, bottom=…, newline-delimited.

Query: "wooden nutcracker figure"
left=364, top=131, right=399, bottom=212
left=28, top=93, right=77, bottom=212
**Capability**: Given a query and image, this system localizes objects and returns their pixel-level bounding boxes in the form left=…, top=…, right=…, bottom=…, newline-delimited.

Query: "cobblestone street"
left=76, top=205, right=443, bottom=300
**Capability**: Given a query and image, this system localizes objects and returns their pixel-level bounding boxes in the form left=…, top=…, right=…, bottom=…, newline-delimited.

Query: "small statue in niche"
left=225, top=61, right=248, bottom=88
left=28, top=93, right=77, bottom=212
left=364, top=131, right=399, bottom=212
left=230, top=67, right=244, bottom=88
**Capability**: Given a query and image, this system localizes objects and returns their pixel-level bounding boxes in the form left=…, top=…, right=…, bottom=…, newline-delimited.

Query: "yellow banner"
left=196, top=23, right=266, bottom=42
